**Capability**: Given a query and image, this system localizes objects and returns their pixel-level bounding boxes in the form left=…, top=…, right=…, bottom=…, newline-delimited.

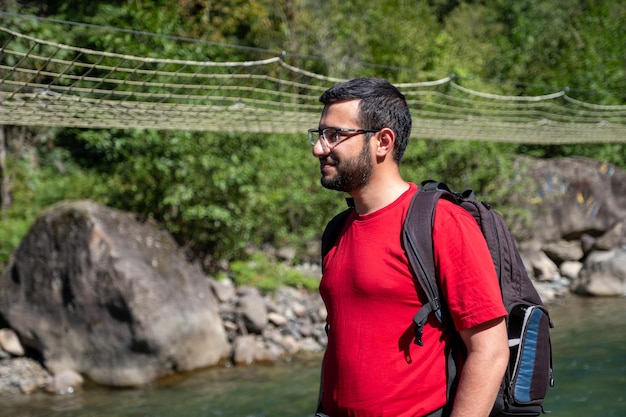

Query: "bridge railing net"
left=1, top=27, right=625, bottom=143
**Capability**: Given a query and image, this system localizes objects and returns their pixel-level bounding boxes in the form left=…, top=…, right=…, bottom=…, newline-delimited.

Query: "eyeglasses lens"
left=322, top=128, right=338, bottom=144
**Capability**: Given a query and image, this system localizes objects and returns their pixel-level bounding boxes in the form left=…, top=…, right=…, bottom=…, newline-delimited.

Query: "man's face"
left=312, top=100, right=374, bottom=193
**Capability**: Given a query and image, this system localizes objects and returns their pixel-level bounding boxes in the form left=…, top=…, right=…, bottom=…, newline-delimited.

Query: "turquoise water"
left=544, top=295, right=625, bottom=417
left=0, top=295, right=624, bottom=417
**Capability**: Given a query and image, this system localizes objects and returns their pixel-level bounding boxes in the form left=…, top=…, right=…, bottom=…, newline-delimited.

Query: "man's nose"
left=311, top=139, right=330, bottom=157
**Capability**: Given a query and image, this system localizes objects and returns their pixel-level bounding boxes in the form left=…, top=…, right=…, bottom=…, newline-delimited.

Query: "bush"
left=223, top=253, right=320, bottom=292
left=0, top=151, right=103, bottom=269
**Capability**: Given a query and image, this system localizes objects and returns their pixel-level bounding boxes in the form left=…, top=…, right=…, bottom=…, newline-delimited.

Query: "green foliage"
left=486, top=0, right=626, bottom=100
left=52, top=127, right=344, bottom=268
left=307, top=0, right=442, bottom=81
left=0, top=142, right=103, bottom=269
left=225, top=252, right=320, bottom=292
left=515, top=143, right=626, bottom=169
left=238, top=134, right=346, bottom=251
left=401, top=139, right=518, bottom=199
left=0, top=217, right=30, bottom=268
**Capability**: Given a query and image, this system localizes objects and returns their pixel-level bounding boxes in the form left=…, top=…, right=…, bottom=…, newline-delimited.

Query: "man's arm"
left=450, top=316, right=509, bottom=417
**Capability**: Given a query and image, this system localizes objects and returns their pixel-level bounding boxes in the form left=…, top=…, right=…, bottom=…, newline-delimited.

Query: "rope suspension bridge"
left=1, top=25, right=625, bottom=144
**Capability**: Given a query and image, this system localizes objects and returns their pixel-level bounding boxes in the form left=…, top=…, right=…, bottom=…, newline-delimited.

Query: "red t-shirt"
left=319, top=183, right=506, bottom=417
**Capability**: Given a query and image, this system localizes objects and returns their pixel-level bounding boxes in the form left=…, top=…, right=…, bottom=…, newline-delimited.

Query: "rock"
left=0, top=358, right=52, bottom=395
left=0, top=329, right=25, bottom=357
left=317, top=306, right=328, bottom=323
left=513, top=157, right=626, bottom=242
left=559, top=261, right=583, bottom=280
left=542, top=240, right=584, bottom=262
left=580, top=233, right=596, bottom=255
left=277, top=246, right=297, bottom=263
left=525, top=248, right=560, bottom=282
left=44, top=369, right=84, bottom=395
left=268, top=312, right=288, bottom=326
left=299, top=337, right=324, bottom=353
left=571, top=249, right=626, bottom=296
left=291, top=301, right=308, bottom=318
left=237, top=288, right=268, bottom=334
left=232, top=335, right=277, bottom=365
left=210, top=278, right=236, bottom=303
left=0, top=200, right=230, bottom=387
left=298, top=322, right=313, bottom=337
left=278, top=335, right=300, bottom=354
left=593, top=220, right=626, bottom=251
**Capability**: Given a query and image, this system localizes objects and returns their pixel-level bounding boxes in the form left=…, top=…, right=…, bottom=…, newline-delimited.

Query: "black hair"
left=319, top=77, right=412, bottom=163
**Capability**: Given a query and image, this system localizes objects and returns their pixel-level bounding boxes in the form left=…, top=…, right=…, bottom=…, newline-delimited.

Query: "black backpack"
left=321, top=180, right=554, bottom=417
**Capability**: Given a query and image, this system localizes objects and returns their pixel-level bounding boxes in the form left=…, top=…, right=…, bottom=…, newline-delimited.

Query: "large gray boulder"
left=0, top=200, right=230, bottom=387
left=513, top=157, right=626, bottom=243
left=570, top=248, right=626, bottom=296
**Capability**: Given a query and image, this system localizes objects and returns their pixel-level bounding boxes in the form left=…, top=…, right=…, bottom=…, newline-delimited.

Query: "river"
left=0, top=295, right=624, bottom=417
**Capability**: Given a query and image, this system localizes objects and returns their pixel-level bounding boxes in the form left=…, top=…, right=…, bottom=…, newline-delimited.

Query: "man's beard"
left=321, top=139, right=372, bottom=193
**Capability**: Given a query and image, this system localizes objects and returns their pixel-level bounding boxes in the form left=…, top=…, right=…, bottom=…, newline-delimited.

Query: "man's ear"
left=375, top=128, right=395, bottom=157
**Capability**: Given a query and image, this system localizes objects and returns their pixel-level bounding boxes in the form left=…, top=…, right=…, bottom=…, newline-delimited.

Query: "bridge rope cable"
left=1, top=26, right=625, bottom=143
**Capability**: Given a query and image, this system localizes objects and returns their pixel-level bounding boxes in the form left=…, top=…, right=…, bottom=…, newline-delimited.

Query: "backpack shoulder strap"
left=321, top=198, right=355, bottom=266
left=403, top=182, right=460, bottom=346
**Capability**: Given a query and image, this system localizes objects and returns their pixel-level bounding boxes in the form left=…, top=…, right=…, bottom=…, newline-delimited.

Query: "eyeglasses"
left=308, top=127, right=380, bottom=147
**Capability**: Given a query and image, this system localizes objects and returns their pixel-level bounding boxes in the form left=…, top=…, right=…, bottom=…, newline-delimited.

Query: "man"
left=310, top=77, right=509, bottom=417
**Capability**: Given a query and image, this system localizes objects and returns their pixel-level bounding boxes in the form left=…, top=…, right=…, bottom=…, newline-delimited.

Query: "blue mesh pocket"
left=508, top=305, right=553, bottom=407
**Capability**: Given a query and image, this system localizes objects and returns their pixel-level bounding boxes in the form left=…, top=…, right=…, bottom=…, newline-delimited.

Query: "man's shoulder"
left=429, top=196, right=482, bottom=234
left=431, top=195, right=470, bottom=217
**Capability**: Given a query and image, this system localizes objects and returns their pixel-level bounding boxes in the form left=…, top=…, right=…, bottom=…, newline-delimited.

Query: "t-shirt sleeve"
left=432, top=199, right=507, bottom=332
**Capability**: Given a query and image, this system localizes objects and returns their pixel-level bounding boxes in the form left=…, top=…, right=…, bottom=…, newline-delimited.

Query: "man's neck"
left=350, top=176, right=410, bottom=215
